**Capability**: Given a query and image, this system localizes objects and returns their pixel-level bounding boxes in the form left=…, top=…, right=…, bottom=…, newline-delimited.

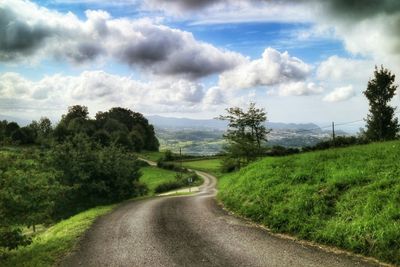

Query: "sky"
left=1, top=0, right=400, bottom=130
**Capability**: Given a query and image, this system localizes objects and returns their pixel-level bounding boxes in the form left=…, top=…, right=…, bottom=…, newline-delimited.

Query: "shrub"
left=154, top=172, right=201, bottom=193
left=0, top=228, right=31, bottom=250
left=220, top=157, right=239, bottom=173
left=49, top=134, right=144, bottom=218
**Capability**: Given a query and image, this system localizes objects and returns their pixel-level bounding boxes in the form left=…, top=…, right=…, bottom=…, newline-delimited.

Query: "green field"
left=137, top=150, right=166, bottom=162
left=218, top=141, right=400, bottom=265
left=180, top=158, right=222, bottom=175
left=140, top=166, right=181, bottom=194
left=0, top=205, right=114, bottom=267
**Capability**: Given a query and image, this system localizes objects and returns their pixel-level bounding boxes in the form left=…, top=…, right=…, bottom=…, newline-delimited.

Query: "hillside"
left=218, top=141, right=400, bottom=265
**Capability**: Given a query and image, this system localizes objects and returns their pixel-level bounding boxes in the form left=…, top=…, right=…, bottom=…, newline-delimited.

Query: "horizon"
left=1, top=0, right=400, bottom=126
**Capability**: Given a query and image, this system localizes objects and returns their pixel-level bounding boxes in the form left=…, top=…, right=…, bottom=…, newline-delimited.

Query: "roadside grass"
left=218, top=140, right=400, bottom=265
left=140, top=166, right=180, bottom=194
left=0, top=205, right=115, bottom=267
left=179, top=158, right=222, bottom=176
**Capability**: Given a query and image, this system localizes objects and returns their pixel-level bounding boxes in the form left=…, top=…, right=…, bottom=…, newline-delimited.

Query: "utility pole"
left=332, top=121, right=336, bottom=146
left=180, top=147, right=182, bottom=173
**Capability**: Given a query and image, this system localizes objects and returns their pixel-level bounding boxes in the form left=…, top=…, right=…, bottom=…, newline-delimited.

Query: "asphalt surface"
left=61, top=168, right=381, bottom=267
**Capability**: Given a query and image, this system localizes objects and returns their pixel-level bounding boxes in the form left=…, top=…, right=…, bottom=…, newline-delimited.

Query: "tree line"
left=0, top=105, right=159, bottom=152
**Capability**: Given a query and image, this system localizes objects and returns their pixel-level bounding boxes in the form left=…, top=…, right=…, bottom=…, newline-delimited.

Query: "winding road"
left=61, top=163, right=380, bottom=267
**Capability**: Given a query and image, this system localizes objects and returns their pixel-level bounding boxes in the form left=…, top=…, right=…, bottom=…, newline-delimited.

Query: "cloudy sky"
left=1, top=0, right=400, bottom=129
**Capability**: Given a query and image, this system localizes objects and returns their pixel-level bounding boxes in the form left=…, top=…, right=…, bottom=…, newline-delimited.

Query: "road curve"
left=61, top=167, right=380, bottom=267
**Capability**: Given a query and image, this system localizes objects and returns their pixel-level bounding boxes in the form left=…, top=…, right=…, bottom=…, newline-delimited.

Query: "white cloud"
left=317, top=56, right=374, bottom=83
left=0, top=0, right=245, bottom=78
left=323, top=85, right=355, bottom=102
left=277, top=82, right=323, bottom=96
left=219, top=47, right=312, bottom=90
left=0, top=71, right=228, bottom=115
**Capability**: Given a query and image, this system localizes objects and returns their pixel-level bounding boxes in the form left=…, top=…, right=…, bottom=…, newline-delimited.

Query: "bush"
left=156, top=161, right=188, bottom=173
left=220, top=157, right=239, bottom=173
left=0, top=228, right=31, bottom=250
left=49, top=134, right=144, bottom=218
left=154, top=181, right=182, bottom=194
left=154, top=172, right=201, bottom=193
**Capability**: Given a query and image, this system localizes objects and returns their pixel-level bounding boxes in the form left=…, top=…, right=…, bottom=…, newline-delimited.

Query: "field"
left=218, top=140, right=400, bottom=265
left=180, top=158, right=222, bottom=175
left=136, top=151, right=166, bottom=162
left=0, top=205, right=114, bottom=267
left=140, top=166, right=180, bottom=194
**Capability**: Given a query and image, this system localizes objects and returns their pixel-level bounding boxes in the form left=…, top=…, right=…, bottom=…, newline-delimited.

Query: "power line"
left=278, top=110, right=400, bottom=134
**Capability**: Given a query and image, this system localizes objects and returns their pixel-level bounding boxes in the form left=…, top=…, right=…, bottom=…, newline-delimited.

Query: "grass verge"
left=218, top=141, right=400, bottom=265
left=0, top=205, right=115, bottom=267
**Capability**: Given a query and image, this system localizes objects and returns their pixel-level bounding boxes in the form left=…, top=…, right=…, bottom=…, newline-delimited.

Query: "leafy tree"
left=61, top=105, right=89, bottom=126
left=5, top=122, right=19, bottom=137
left=53, top=123, right=69, bottom=142
left=38, top=117, right=52, bottom=137
left=67, top=117, right=95, bottom=135
left=219, top=102, right=269, bottom=168
left=96, top=107, right=159, bottom=151
left=129, top=130, right=145, bottom=151
left=103, top=118, right=129, bottom=133
left=364, top=66, right=400, bottom=141
left=0, top=120, right=8, bottom=141
left=0, top=153, right=61, bottom=249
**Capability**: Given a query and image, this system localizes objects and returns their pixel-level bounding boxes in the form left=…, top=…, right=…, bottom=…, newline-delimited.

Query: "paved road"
left=61, top=168, right=380, bottom=267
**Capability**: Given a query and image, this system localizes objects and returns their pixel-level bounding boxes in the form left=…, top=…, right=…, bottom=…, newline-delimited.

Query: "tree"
left=38, top=117, right=52, bottom=136
left=5, top=122, right=19, bottom=137
left=364, top=66, right=399, bottom=141
left=219, top=103, right=269, bottom=169
left=49, top=134, right=144, bottom=218
left=61, top=105, right=89, bottom=126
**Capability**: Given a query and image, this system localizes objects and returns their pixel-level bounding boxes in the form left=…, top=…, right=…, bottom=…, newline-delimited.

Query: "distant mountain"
left=147, top=115, right=321, bottom=131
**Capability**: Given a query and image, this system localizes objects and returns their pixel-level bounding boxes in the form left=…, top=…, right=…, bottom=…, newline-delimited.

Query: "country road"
left=61, top=163, right=380, bottom=267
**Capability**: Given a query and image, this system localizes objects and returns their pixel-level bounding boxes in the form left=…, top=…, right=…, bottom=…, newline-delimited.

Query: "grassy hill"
left=218, top=141, right=400, bottom=265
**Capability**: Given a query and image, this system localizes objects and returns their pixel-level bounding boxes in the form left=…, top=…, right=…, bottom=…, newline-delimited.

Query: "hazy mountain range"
left=147, top=115, right=321, bottom=132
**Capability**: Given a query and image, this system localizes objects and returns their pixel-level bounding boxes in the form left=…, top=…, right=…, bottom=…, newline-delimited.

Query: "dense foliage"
left=0, top=142, right=145, bottom=250
left=49, top=134, right=146, bottom=219
left=0, top=106, right=159, bottom=152
left=219, top=141, right=400, bottom=265
left=0, top=106, right=156, bottom=250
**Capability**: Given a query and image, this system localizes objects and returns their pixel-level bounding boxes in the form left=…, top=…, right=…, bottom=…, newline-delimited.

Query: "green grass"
left=218, top=141, right=400, bottom=265
left=137, top=151, right=166, bottom=162
left=180, top=158, right=222, bottom=175
left=0, top=205, right=114, bottom=267
left=140, top=166, right=181, bottom=194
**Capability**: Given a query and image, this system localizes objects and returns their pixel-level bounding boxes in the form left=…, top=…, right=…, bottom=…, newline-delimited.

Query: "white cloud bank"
left=0, top=71, right=226, bottom=114
left=323, top=85, right=355, bottom=102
